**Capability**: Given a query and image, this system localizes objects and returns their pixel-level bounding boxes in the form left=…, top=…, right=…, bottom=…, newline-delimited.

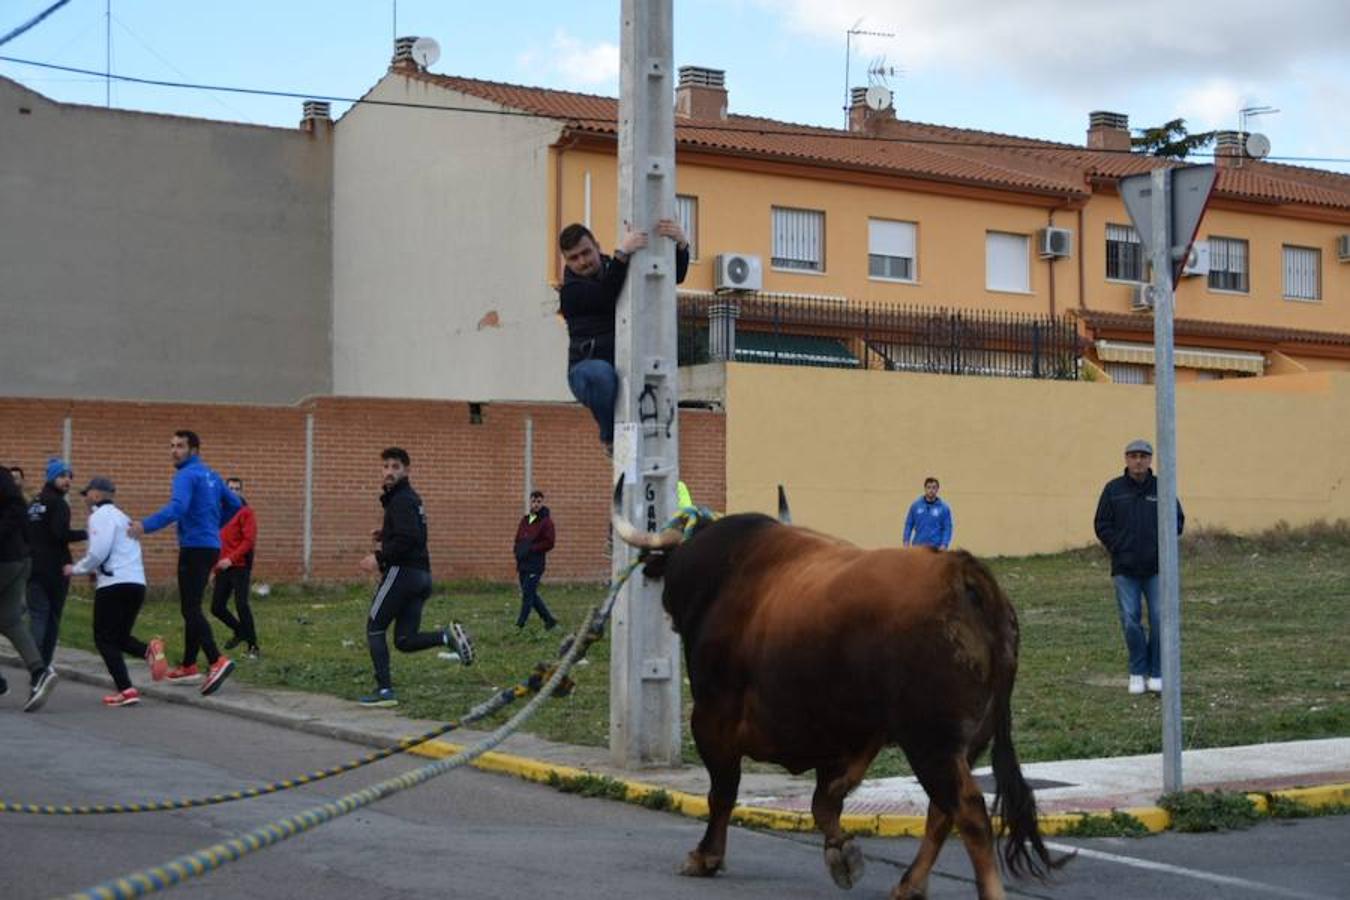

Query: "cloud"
left=539, top=30, right=620, bottom=89
left=764, top=0, right=1350, bottom=91
left=1172, top=80, right=1248, bottom=132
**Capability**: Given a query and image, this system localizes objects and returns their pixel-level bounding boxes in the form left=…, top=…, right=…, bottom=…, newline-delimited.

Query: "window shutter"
left=986, top=232, right=1029, bottom=292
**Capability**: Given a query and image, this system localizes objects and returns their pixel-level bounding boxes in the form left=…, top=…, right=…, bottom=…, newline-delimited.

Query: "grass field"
left=58, top=523, right=1348, bottom=777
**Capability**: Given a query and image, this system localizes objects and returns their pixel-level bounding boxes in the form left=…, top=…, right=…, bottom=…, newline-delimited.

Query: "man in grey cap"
left=1093, top=439, right=1185, bottom=695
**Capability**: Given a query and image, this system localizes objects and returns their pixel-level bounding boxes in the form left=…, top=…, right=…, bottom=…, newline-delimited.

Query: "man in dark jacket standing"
left=1093, top=439, right=1185, bottom=696
left=26, top=457, right=86, bottom=667
left=356, top=447, right=475, bottom=708
left=558, top=219, right=689, bottom=454
left=512, top=490, right=558, bottom=630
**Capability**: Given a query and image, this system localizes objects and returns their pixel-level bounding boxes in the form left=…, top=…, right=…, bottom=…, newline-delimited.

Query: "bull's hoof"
left=679, top=851, right=724, bottom=877
left=824, top=840, right=865, bottom=889
left=890, top=886, right=926, bottom=900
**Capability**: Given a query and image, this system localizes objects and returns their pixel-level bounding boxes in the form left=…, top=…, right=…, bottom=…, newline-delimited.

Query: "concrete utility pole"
left=610, top=0, right=682, bottom=768
left=1147, top=167, right=1184, bottom=793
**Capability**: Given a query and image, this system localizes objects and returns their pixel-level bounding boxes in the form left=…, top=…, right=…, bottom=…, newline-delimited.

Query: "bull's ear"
left=641, top=549, right=669, bottom=579
left=777, top=485, right=792, bottom=524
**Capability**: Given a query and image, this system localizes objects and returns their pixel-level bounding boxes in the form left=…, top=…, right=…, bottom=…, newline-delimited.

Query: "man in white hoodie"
left=65, top=477, right=168, bottom=706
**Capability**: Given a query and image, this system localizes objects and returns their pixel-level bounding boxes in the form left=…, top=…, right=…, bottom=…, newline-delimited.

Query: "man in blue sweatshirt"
left=902, top=476, right=953, bottom=550
left=128, top=430, right=241, bottom=696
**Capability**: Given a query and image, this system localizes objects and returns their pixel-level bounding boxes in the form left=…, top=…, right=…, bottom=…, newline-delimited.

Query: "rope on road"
left=57, top=558, right=643, bottom=900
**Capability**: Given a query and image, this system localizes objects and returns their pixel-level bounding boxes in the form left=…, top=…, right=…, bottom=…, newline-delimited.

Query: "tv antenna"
left=843, top=22, right=895, bottom=127
left=1237, top=105, right=1278, bottom=168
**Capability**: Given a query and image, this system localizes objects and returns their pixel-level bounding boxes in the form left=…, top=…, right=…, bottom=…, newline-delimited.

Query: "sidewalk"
left=5, top=647, right=1348, bottom=835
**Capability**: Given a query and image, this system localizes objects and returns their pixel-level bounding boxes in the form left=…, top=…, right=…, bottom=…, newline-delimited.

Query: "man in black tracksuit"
left=26, top=457, right=86, bottom=667
left=357, top=447, right=475, bottom=708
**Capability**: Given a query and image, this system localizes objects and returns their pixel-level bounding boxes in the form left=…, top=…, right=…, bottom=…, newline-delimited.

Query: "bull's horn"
left=777, top=485, right=792, bottom=524
left=611, top=473, right=684, bottom=551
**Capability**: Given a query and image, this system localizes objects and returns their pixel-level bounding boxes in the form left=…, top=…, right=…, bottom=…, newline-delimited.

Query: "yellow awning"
left=1094, top=340, right=1265, bottom=374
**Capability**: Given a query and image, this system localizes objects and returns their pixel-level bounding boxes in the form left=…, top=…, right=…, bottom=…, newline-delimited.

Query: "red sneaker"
left=200, top=656, right=235, bottom=696
left=103, top=688, right=141, bottom=707
left=145, top=637, right=168, bottom=682
left=165, top=664, right=202, bottom=684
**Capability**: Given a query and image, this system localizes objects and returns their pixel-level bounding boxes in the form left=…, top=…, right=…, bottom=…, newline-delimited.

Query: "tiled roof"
left=412, top=71, right=1350, bottom=212
left=1075, top=310, right=1350, bottom=348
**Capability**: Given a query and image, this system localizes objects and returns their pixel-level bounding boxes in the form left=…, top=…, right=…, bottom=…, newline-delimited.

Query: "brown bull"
left=614, top=479, right=1063, bottom=899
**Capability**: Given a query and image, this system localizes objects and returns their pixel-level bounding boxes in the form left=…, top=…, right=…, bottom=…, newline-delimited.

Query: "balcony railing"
left=677, top=292, right=1081, bottom=380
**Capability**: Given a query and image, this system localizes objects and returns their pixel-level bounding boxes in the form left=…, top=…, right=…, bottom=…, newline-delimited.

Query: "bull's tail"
left=958, top=553, right=1067, bottom=881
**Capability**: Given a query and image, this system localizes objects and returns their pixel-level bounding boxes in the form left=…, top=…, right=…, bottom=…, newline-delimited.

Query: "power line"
left=2, top=53, right=1348, bottom=166
left=0, top=0, right=73, bottom=48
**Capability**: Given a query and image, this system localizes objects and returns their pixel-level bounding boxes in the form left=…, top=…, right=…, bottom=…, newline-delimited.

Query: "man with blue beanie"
left=128, top=430, right=241, bottom=696
left=902, top=476, right=953, bottom=550
left=26, top=457, right=87, bottom=667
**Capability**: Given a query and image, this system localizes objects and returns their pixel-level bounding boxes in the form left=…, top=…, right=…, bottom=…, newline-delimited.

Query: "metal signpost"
left=610, top=0, right=682, bottom=768
left=1120, top=163, right=1216, bottom=792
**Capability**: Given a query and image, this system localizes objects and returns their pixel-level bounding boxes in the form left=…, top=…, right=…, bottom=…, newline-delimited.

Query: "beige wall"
left=724, top=364, right=1349, bottom=556
left=0, top=78, right=332, bottom=404
left=333, top=74, right=571, bottom=401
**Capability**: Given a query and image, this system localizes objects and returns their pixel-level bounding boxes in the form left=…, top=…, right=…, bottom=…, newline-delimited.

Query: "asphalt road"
left=2, top=679, right=1345, bottom=900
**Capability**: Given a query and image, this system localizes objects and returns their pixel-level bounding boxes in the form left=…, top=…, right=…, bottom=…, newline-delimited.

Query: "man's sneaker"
left=145, top=637, right=168, bottom=681
left=165, top=664, right=202, bottom=684
left=358, top=688, right=398, bottom=708
left=1128, top=675, right=1146, bottom=695
left=245, top=645, right=261, bottom=661
left=1147, top=677, right=1163, bottom=693
left=24, top=666, right=58, bottom=712
left=103, top=688, right=141, bottom=707
left=223, top=635, right=244, bottom=651
left=444, top=622, right=475, bottom=666
left=200, top=657, right=235, bottom=696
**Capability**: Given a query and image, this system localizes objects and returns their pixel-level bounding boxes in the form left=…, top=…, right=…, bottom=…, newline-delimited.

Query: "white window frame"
left=868, top=218, right=917, bottom=283
left=1106, top=223, right=1145, bottom=283
left=675, top=194, right=698, bottom=260
left=1283, top=245, right=1320, bottom=302
left=771, top=206, right=825, bottom=273
left=985, top=231, right=1030, bottom=293
left=1207, top=236, right=1249, bottom=293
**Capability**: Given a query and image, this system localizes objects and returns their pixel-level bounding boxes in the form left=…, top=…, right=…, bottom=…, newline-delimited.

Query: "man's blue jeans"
left=1112, top=573, right=1161, bottom=678
left=567, top=359, right=618, bottom=444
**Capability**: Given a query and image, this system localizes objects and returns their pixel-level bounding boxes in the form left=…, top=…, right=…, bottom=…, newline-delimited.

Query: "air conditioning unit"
left=1037, top=227, right=1073, bottom=259
left=714, top=253, right=763, bottom=292
left=1338, top=234, right=1350, bottom=262
left=1181, top=240, right=1210, bottom=277
left=1130, top=284, right=1155, bottom=312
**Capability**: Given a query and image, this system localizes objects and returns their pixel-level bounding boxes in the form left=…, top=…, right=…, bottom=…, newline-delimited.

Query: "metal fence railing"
left=677, top=292, right=1080, bottom=380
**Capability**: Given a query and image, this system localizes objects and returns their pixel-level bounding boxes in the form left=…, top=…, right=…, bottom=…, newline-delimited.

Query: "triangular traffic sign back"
left=1120, top=164, right=1217, bottom=288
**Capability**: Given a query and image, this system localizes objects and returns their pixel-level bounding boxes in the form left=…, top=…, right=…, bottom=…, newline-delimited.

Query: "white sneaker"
left=1128, top=675, right=1145, bottom=694
left=1147, top=677, right=1163, bottom=693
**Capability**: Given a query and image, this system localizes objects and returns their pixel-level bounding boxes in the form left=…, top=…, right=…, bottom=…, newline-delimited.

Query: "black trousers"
left=516, top=570, right=556, bottom=628
left=211, top=566, right=257, bottom=647
left=366, top=566, right=440, bottom=690
left=27, top=572, right=70, bottom=667
left=93, top=582, right=148, bottom=691
left=178, top=547, right=221, bottom=667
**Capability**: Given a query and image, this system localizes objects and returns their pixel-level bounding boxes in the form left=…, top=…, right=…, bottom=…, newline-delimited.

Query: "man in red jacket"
left=512, top=490, right=558, bottom=630
left=211, top=476, right=259, bottom=658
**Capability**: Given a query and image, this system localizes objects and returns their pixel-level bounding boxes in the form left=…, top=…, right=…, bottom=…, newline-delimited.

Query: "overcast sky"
left=2, top=0, right=1347, bottom=172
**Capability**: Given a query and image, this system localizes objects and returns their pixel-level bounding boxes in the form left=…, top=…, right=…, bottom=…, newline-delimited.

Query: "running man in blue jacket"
left=902, top=476, right=953, bottom=550
left=128, top=430, right=241, bottom=696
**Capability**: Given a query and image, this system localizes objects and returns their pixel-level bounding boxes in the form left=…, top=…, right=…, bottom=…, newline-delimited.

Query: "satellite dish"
left=411, top=37, right=441, bottom=69
left=864, top=85, right=892, bottom=112
left=1245, top=132, right=1271, bottom=160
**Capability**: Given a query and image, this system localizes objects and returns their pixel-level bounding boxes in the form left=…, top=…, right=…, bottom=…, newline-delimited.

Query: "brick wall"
left=0, top=397, right=725, bottom=583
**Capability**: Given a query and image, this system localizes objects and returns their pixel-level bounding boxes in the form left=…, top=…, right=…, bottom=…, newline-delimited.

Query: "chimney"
left=848, top=85, right=896, bottom=134
left=392, top=35, right=419, bottom=71
left=1086, top=110, right=1131, bottom=152
left=300, top=100, right=332, bottom=133
left=1213, top=130, right=1247, bottom=167
left=676, top=66, right=727, bottom=120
